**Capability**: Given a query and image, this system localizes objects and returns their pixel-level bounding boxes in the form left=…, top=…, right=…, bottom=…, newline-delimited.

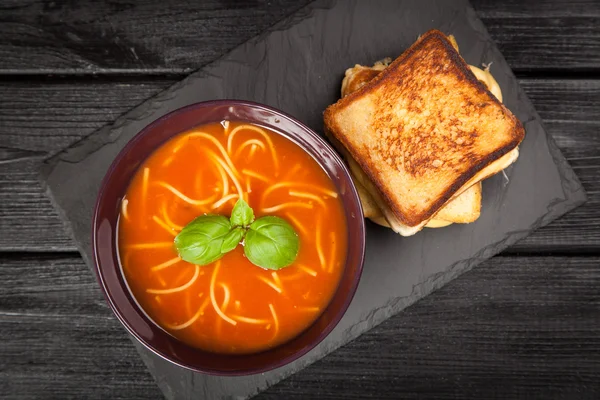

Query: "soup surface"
left=118, top=121, right=347, bottom=354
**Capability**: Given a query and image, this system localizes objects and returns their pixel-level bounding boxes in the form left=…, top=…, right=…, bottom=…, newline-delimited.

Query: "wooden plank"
left=473, top=0, right=600, bottom=72
left=2, top=254, right=599, bottom=398
left=0, top=0, right=598, bottom=74
left=0, top=78, right=173, bottom=153
left=0, top=78, right=598, bottom=252
left=0, top=254, right=161, bottom=399
left=0, top=0, right=312, bottom=75
left=0, top=160, right=76, bottom=251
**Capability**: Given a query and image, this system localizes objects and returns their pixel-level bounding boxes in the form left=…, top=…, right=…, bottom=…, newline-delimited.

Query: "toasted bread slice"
left=324, top=29, right=525, bottom=234
left=338, top=46, right=502, bottom=227
left=332, top=129, right=482, bottom=225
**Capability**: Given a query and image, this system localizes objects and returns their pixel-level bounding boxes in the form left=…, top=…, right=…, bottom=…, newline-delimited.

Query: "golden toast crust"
left=324, top=30, right=525, bottom=227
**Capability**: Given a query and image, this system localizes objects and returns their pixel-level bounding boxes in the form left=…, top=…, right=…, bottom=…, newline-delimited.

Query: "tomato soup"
left=118, top=121, right=347, bottom=354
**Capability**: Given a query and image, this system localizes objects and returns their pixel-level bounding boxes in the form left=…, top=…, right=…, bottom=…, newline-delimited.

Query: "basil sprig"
left=174, top=199, right=299, bottom=270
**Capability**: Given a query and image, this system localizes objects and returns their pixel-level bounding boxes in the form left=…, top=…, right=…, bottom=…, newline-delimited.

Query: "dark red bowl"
left=92, top=100, right=365, bottom=375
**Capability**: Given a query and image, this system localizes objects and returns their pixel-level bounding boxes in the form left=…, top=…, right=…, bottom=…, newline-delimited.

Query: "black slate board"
left=40, top=0, right=586, bottom=398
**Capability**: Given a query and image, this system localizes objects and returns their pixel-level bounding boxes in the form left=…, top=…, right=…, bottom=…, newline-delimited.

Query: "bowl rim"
left=92, top=99, right=366, bottom=375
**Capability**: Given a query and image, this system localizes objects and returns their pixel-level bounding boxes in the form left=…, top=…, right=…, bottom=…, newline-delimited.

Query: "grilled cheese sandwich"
left=324, top=30, right=525, bottom=235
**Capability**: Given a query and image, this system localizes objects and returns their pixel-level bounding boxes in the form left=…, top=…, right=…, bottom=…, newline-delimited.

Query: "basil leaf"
left=220, top=227, right=245, bottom=253
left=230, top=198, right=254, bottom=227
left=244, top=216, right=299, bottom=270
left=174, top=215, right=232, bottom=265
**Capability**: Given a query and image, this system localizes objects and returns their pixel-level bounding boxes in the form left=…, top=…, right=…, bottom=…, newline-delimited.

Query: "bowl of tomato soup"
left=93, top=100, right=365, bottom=375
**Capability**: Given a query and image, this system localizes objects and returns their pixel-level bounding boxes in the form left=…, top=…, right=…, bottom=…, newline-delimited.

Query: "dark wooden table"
left=1, top=0, right=599, bottom=398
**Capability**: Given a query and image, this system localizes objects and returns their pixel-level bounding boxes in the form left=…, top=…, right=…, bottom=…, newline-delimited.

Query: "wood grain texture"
left=0, top=0, right=598, bottom=74
left=474, top=0, right=600, bottom=72
left=0, top=254, right=161, bottom=400
left=0, top=0, right=313, bottom=74
left=0, top=78, right=173, bottom=154
left=0, top=161, right=74, bottom=251
left=1, top=1, right=597, bottom=399
left=2, top=254, right=598, bottom=399
left=0, top=79, right=598, bottom=252
left=510, top=79, right=600, bottom=252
